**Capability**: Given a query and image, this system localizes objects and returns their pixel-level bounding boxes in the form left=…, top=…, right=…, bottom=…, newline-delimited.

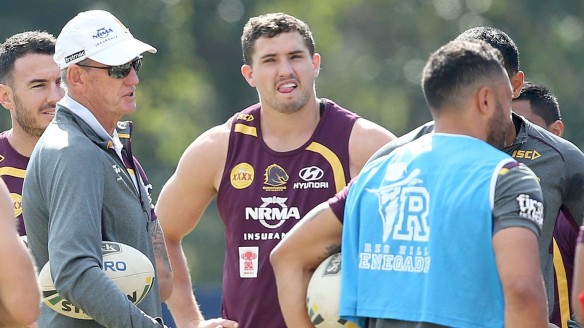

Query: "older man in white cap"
left=22, top=10, right=170, bottom=327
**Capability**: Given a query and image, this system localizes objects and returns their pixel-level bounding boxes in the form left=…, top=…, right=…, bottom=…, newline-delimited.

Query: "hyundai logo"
left=299, top=166, right=324, bottom=181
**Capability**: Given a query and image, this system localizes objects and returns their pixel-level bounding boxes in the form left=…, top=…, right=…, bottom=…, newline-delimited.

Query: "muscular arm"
left=0, top=181, right=40, bottom=327
left=156, top=123, right=237, bottom=328
left=494, top=227, right=548, bottom=327
left=348, top=118, right=396, bottom=177
left=493, top=163, right=548, bottom=327
left=270, top=202, right=343, bottom=328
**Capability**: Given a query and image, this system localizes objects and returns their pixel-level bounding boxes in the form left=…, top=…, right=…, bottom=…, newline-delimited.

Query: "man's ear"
left=548, top=120, right=564, bottom=137
left=241, top=64, right=255, bottom=87
left=0, top=84, right=14, bottom=110
left=312, top=53, right=321, bottom=78
left=476, top=85, right=493, bottom=116
left=510, top=71, right=525, bottom=98
left=67, top=66, right=88, bottom=90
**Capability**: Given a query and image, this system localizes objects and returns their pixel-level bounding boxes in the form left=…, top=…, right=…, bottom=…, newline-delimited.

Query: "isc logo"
left=237, top=113, right=254, bottom=121
left=512, top=150, right=541, bottom=160
left=104, top=260, right=127, bottom=271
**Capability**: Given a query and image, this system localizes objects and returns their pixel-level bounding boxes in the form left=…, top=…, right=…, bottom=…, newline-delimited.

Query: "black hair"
left=241, top=13, right=315, bottom=65
left=516, top=81, right=561, bottom=125
left=422, top=39, right=505, bottom=111
left=0, top=31, right=56, bottom=84
left=456, top=26, right=520, bottom=77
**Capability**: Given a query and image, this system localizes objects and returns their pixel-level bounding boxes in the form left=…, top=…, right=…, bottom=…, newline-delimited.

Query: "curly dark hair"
left=422, top=39, right=505, bottom=111
left=241, top=13, right=315, bottom=65
left=0, top=31, right=56, bottom=84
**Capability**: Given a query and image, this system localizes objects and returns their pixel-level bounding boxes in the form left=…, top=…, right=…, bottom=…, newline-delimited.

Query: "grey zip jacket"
left=23, top=105, right=164, bottom=327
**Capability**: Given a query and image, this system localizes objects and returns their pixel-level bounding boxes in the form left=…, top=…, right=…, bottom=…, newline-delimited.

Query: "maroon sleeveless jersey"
left=0, top=130, right=28, bottom=236
left=216, top=99, right=359, bottom=328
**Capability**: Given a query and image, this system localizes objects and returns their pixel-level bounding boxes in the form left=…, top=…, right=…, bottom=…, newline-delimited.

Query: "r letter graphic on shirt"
left=359, top=168, right=431, bottom=274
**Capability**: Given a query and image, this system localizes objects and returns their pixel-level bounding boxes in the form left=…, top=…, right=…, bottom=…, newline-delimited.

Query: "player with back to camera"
left=23, top=10, right=171, bottom=327
left=513, top=81, right=582, bottom=328
left=0, top=179, right=40, bottom=327
left=364, top=27, right=584, bottom=323
left=0, top=31, right=63, bottom=237
left=272, top=39, right=548, bottom=327
left=156, top=12, right=396, bottom=328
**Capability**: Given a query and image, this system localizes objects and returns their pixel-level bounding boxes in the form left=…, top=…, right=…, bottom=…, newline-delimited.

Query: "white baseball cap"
left=54, top=10, right=157, bottom=69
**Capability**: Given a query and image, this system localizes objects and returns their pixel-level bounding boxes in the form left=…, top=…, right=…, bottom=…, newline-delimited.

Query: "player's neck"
left=260, top=101, right=321, bottom=152
left=7, top=128, right=39, bottom=158
left=434, top=115, right=483, bottom=140
left=504, top=118, right=518, bottom=147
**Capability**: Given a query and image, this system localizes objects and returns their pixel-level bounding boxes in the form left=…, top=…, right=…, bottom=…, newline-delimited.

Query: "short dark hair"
left=455, top=26, right=519, bottom=77
left=0, top=31, right=56, bottom=85
left=241, top=13, right=315, bottom=65
left=422, top=39, right=505, bottom=111
left=515, top=81, right=561, bottom=125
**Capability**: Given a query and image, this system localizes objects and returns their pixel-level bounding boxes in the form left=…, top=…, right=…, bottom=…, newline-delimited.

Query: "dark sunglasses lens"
left=108, top=58, right=142, bottom=78
left=108, top=66, right=130, bottom=79
left=132, top=58, right=142, bottom=73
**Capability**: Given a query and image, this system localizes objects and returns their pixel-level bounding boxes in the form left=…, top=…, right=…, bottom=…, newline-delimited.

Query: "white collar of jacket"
left=58, top=94, right=124, bottom=155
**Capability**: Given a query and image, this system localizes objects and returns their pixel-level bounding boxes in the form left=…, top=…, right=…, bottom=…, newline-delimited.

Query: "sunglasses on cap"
left=76, top=57, right=143, bottom=79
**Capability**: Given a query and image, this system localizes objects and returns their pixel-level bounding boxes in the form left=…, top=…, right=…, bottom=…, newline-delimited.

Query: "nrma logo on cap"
left=93, top=27, right=114, bottom=39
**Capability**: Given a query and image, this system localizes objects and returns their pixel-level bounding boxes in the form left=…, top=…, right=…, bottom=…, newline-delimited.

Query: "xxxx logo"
left=10, top=193, right=22, bottom=218
left=231, top=163, right=254, bottom=189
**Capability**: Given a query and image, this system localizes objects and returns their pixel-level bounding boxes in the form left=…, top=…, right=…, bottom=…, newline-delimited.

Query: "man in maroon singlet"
left=0, top=31, right=63, bottom=236
left=156, top=13, right=396, bottom=328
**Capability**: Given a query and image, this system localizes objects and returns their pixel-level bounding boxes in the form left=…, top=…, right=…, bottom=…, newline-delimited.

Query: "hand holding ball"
left=39, top=241, right=155, bottom=319
left=307, top=253, right=359, bottom=328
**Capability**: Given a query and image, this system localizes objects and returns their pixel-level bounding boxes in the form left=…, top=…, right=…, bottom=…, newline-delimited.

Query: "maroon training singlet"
left=0, top=130, right=29, bottom=236
left=216, top=99, right=359, bottom=328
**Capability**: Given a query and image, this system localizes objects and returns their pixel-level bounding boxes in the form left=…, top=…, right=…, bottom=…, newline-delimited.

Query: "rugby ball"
left=307, top=253, right=359, bottom=328
left=39, top=241, right=155, bottom=320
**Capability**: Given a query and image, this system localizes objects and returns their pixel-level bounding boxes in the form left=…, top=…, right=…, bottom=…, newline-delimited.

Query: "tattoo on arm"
left=318, top=243, right=341, bottom=262
left=150, top=221, right=171, bottom=273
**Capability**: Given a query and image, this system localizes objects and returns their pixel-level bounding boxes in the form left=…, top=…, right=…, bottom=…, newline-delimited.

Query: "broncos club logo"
left=263, top=164, right=289, bottom=191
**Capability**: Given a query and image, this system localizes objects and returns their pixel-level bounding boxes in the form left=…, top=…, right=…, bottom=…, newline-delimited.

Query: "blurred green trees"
left=2, top=0, right=584, bottom=286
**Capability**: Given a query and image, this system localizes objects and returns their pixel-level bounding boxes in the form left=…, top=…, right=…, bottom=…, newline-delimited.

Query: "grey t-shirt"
left=365, top=113, right=584, bottom=312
